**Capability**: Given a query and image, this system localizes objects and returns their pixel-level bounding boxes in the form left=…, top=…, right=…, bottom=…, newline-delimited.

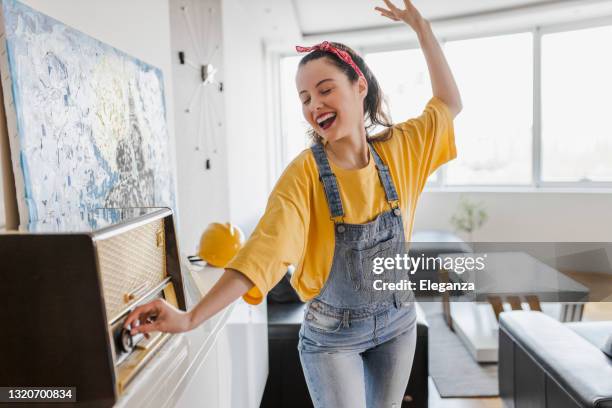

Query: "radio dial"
left=119, top=328, right=134, bottom=353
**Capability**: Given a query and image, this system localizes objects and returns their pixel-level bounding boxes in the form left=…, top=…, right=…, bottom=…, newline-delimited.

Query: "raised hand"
left=375, top=0, right=425, bottom=32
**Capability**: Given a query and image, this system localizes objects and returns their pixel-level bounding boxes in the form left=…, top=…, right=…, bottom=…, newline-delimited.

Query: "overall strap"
left=310, top=142, right=344, bottom=222
left=368, top=143, right=400, bottom=209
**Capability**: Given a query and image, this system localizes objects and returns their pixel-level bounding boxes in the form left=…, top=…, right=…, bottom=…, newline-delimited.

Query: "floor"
left=429, top=377, right=502, bottom=408
left=561, top=270, right=612, bottom=321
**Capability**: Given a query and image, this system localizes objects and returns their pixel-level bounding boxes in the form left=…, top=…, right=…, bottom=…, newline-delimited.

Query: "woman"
left=125, top=1, right=462, bottom=406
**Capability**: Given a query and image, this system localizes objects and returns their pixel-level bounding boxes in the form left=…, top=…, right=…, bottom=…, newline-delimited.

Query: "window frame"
left=270, top=15, right=612, bottom=191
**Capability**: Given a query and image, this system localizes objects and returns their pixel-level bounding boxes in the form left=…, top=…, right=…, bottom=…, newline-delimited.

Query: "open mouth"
left=316, top=112, right=337, bottom=131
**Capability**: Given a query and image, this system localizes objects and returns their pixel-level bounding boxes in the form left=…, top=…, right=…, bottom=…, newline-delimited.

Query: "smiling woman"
left=296, top=42, right=392, bottom=150
left=124, top=1, right=461, bottom=407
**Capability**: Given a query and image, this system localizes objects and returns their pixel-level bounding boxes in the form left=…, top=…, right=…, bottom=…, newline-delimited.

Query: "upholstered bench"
left=261, top=301, right=429, bottom=408
left=499, top=311, right=612, bottom=408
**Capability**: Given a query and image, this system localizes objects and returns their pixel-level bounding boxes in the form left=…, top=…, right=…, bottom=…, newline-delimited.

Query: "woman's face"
left=296, top=58, right=367, bottom=143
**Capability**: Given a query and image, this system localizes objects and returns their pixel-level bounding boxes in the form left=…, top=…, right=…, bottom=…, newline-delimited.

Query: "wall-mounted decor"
left=176, top=0, right=223, bottom=171
left=0, top=0, right=176, bottom=227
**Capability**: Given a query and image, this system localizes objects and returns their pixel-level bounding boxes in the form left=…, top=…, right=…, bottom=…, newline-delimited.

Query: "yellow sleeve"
left=395, top=96, right=457, bottom=193
left=225, top=158, right=310, bottom=305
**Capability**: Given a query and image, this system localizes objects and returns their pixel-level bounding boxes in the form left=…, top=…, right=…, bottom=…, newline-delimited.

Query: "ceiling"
left=240, top=0, right=612, bottom=50
left=293, top=0, right=563, bottom=35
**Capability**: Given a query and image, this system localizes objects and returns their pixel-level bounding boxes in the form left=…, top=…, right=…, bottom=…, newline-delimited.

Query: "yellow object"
left=198, top=222, right=245, bottom=267
left=227, top=97, right=456, bottom=305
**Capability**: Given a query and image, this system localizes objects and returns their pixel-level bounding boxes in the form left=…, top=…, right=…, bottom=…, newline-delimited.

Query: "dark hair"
left=298, top=42, right=392, bottom=145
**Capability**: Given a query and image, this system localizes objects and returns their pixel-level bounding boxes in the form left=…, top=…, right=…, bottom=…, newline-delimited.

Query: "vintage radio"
left=0, top=207, right=187, bottom=407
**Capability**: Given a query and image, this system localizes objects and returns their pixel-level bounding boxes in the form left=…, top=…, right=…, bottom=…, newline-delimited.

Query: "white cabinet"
left=115, top=263, right=268, bottom=408
left=217, top=299, right=268, bottom=408
left=177, top=264, right=268, bottom=408
left=175, top=341, right=220, bottom=408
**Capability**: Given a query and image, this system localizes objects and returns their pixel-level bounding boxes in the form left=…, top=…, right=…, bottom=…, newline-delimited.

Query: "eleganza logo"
left=372, top=279, right=475, bottom=293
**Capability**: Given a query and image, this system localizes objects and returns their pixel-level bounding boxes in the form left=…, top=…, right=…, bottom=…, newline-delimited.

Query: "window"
left=366, top=34, right=533, bottom=186
left=365, top=49, right=439, bottom=183
left=541, top=25, right=612, bottom=182
left=444, top=32, right=533, bottom=185
left=365, top=49, right=432, bottom=125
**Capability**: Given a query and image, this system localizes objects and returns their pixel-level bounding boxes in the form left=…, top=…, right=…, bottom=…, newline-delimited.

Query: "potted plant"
left=450, top=195, right=488, bottom=242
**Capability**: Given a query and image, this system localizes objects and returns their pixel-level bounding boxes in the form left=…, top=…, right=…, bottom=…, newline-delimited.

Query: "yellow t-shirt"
left=227, top=96, right=457, bottom=305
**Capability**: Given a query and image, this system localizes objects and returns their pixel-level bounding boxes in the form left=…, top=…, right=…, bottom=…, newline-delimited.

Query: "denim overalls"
left=298, top=141, right=418, bottom=408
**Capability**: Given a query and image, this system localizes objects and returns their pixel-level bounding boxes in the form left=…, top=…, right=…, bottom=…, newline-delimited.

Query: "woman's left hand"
left=375, top=0, right=425, bottom=32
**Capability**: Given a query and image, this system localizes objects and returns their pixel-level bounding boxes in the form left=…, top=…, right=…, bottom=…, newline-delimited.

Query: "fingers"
left=375, top=7, right=400, bottom=21
left=382, top=0, right=401, bottom=13
left=403, top=0, right=415, bottom=9
left=131, top=319, right=159, bottom=335
left=123, top=300, right=160, bottom=333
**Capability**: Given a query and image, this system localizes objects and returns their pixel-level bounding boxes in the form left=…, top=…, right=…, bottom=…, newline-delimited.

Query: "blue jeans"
left=298, top=301, right=417, bottom=408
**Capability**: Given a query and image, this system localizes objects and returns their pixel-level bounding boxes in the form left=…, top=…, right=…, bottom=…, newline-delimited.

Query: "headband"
left=295, top=41, right=365, bottom=82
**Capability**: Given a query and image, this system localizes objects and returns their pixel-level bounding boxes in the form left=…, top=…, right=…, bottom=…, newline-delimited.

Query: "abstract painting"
left=0, top=0, right=176, bottom=227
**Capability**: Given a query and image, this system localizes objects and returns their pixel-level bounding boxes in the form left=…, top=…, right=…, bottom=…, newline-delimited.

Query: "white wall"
left=167, top=0, right=274, bottom=252
left=221, top=0, right=271, bottom=236
left=414, top=190, right=612, bottom=242
left=169, top=0, right=230, bottom=254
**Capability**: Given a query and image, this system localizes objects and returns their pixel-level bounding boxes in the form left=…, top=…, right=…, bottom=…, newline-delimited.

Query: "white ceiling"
left=294, top=0, right=573, bottom=34
left=241, top=0, right=612, bottom=51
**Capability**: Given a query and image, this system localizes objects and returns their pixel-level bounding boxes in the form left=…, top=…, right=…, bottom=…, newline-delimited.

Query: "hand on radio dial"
left=123, top=268, right=255, bottom=338
left=124, top=298, right=192, bottom=336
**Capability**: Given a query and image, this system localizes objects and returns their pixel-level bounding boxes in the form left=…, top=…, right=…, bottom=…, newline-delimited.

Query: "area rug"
left=419, top=300, right=499, bottom=397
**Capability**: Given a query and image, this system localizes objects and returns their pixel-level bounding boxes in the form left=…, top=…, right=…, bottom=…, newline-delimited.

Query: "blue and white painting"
left=1, top=0, right=176, bottom=227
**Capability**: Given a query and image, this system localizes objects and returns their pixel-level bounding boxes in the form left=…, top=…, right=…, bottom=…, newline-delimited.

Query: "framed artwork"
left=0, top=0, right=176, bottom=228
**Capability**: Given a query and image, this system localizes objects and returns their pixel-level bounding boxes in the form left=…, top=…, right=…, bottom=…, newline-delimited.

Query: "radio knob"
left=118, top=328, right=134, bottom=353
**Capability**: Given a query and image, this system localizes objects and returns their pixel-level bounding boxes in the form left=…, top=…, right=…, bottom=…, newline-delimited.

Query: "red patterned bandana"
left=295, top=41, right=365, bottom=81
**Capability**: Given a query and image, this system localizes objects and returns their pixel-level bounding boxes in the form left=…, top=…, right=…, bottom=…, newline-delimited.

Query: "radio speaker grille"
left=97, top=220, right=166, bottom=320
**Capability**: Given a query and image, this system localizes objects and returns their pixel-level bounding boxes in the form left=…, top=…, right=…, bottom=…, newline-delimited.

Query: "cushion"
left=566, top=320, right=612, bottom=358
